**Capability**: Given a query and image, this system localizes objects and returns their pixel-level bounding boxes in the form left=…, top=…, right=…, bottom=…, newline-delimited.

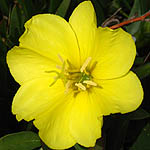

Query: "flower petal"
left=12, top=77, right=66, bottom=122
left=93, top=71, right=143, bottom=115
left=34, top=94, right=76, bottom=149
left=92, top=27, right=136, bottom=79
left=69, top=91, right=103, bottom=147
left=69, top=1, right=97, bottom=64
left=7, top=46, right=58, bottom=84
left=19, top=14, right=80, bottom=67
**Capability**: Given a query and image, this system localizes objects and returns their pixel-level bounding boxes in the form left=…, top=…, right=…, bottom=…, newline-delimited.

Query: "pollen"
left=75, top=83, right=86, bottom=91
left=83, top=80, right=97, bottom=86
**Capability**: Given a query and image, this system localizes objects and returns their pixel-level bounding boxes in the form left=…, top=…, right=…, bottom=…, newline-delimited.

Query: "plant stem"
left=110, top=11, right=150, bottom=29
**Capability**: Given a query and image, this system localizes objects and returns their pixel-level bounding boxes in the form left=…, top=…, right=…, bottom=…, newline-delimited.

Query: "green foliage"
left=74, top=143, right=103, bottom=150
left=91, top=0, right=105, bottom=25
left=134, top=63, right=150, bottom=79
left=56, top=0, right=71, bottom=17
left=17, top=0, right=35, bottom=18
left=0, top=0, right=150, bottom=150
left=127, top=108, right=150, bottom=120
left=9, top=4, right=22, bottom=43
left=126, top=0, right=142, bottom=35
left=0, top=131, right=41, bottom=150
left=74, top=144, right=88, bottom=150
left=0, top=0, right=9, bottom=16
left=130, top=123, right=150, bottom=150
left=47, top=0, right=63, bottom=13
left=103, top=115, right=129, bottom=150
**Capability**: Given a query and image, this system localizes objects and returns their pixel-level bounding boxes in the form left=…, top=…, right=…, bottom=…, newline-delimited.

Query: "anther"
left=83, top=80, right=97, bottom=86
left=65, top=80, right=72, bottom=93
left=75, top=83, right=86, bottom=91
left=65, top=80, right=72, bottom=89
left=80, top=57, right=92, bottom=72
left=56, top=65, right=62, bottom=69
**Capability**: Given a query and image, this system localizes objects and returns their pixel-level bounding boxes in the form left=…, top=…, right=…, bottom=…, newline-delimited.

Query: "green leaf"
left=47, top=0, right=63, bottom=13
left=134, top=63, right=150, bottom=79
left=9, top=4, right=21, bottom=37
left=74, top=144, right=87, bottom=150
left=139, top=0, right=150, bottom=13
left=17, top=0, right=35, bottom=19
left=130, top=123, right=150, bottom=150
left=127, top=108, right=150, bottom=120
left=126, top=0, right=141, bottom=35
left=95, top=0, right=110, bottom=9
left=110, top=0, right=130, bottom=18
left=0, top=19, right=7, bottom=38
left=134, top=57, right=144, bottom=65
left=0, top=131, right=41, bottom=150
left=16, top=0, right=29, bottom=19
left=0, top=0, right=9, bottom=16
left=56, top=0, right=71, bottom=18
left=92, top=0, right=105, bottom=25
left=0, top=36, right=7, bottom=63
left=134, top=21, right=150, bottom=48
left=143, top=22, right=150, bottom=38
left=103, top=115, right=129, bottom=150
left=8, top=4, right=25, bottom=46
left=94, top=144, right=103, bottom=150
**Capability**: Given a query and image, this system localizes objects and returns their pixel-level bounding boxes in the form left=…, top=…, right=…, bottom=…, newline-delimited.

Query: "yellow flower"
left=7, top=1, right=143, bottom=149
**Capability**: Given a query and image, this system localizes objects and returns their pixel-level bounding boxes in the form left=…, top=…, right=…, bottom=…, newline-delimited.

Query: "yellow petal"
left=93, top=71, right=143, bottom=115
left=69, top=91, right=103, bottom=147
left=34, top=94, right=76, bottom=149
left=69, top=1, right=97, bottom=64
left=19, top=14, right=80, bottom=68
left=92, top=27, right=136, bottom=79
left=7, top=46, right=58, bottom=84
left=12, top=77, right=66, bottom=122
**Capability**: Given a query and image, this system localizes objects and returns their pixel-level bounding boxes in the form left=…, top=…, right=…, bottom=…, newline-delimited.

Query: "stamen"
left=56, top=65, right=62, bottom=69
left=65, top=80, right=72, bottom=93
left=57, top=54, right=64, bottom=63
left=65, top=80, right=72, bottom=89
left=47, top=56, right=97, bottom=93
left=67, top=69, right=80, bottom=73
left=80, top=57, right=92, bottom=72
left=60, top=62, right=66, bottom=74
left=83, top=80, right=97, bottom=86
left=67, top=59, right=75, bottom=69
left=75, top=83, right=86, bottom=91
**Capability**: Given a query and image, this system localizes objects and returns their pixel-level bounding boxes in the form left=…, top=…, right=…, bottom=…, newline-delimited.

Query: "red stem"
left=110, top=11, right=150, bottom=29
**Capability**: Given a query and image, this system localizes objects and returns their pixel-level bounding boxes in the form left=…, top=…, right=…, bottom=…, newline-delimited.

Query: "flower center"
left=46, top=56, right=98, bottom=95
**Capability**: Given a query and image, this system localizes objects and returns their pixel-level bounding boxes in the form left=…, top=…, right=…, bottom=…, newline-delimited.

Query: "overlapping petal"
left=12, top=77, right=66, bottom=121
left=7, top=46, right=58, bottom=84
left=70, top=91, right=103, bottom=147
left=92, top=72, right=143, bottom=115
left=91, top=27, right=136, bottom=79
left=34, top=95, right=76, bottom=149
left=19, top=14, right=80, bottom=68
left=69, top=1, right=97, bottom=64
